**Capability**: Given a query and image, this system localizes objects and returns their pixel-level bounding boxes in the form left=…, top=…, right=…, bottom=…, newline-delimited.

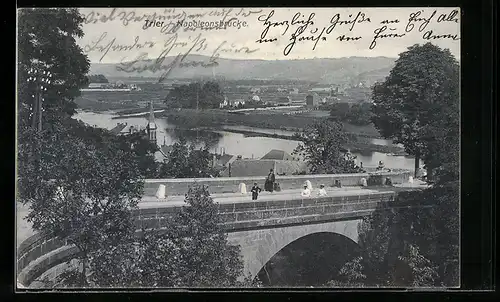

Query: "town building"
left=219, top=149, right=308, bottom=177
left=272, top=96, right=291, bottom=105
left=109, top=123, right=146, bottom=136
left=220, top=99, right=246, bottom=108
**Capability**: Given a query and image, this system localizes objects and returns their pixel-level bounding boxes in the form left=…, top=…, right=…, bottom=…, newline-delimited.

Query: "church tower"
left=146, top=101, right=157, bottom=143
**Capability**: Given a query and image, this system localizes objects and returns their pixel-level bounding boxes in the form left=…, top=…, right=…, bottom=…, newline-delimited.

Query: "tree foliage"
left=292, top=120, right=362, bottom=174
left=18, top=121, right=144, bottom=286
left=328, top=181, right=458, bottom=288
left=17, top=8, right=90, bottom=122
left=16, top=8, right=147, bottom=287
left=165, top=81, right=224, bottom=109
left=56, top=185, right=256, bottom=288
left=329, top=102, right=373, bottom=126
left=327, top=43, right=460, bottom=289
left=87, top=74, right=109, bottom=83
left=371, top=43, right=459, bottom=180
left=159, top=138, right=219, bottom=178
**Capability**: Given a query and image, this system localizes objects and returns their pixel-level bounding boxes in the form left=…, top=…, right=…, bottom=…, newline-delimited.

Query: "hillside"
left=90, top=56, right=395, bottom=85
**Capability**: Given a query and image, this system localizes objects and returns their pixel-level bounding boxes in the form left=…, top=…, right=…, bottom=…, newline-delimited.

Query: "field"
left=75, top=82, right=382, bottom=138
left=74, top=82, right=172, bottom=111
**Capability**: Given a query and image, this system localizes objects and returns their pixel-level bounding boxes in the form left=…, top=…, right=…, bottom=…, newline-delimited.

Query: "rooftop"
left=261, top=149, right=295, bottom=161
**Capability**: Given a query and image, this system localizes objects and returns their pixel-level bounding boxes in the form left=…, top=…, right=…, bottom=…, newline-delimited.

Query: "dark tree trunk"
left=414, top=153, right=420, bottom=178
left=427, top=167, right=433, bottom=181
left=81, top=256, right=87, bottom=286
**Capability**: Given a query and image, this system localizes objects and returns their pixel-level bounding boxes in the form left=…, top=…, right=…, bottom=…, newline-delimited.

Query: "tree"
left=371, top=43, right=459, bottom=179
left=17, top=9, right=146, bottom=287
left=327, top=181, right=458, bottom=287
left=125, top=132, right=159, bottom=178
left=19, top=123, right=144, bottom=286
left=17, top=8, right=91, bottom=210
left=346, top=103, right=373, bottom=126
left=165, top=81, right=224, bottom=109
left=166, top=185, right=245, bottom=286
left=63, top=185, right=258, bottom=288
left=87, top=74, right=109, bottom=83
left=292, top=120, right=362, bottom=174
left=159, top=138, right=219, bottom=178
left=329, top=103, right=351, bottom=121
left=201, top=81, right=225, bottom=109
left=17, top=8, right=90, bottom=123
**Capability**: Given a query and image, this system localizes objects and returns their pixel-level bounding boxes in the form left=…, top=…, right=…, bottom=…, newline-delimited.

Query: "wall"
left=142, top=171, right=411, bottom=197
left=274, top=160, right=308, bottom=176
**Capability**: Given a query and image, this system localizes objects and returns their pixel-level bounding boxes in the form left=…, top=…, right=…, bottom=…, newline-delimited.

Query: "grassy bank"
left=157, top=109, right=382, bottom=138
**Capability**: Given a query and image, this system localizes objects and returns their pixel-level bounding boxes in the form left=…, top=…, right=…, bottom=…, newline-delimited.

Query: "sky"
left=77, top=7, right=460, bottom=63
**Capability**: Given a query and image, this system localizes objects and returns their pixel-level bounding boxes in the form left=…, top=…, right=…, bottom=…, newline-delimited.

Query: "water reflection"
left=73, top=111, right=420, bottom=171
left=165, top=128, right=222, bottom=149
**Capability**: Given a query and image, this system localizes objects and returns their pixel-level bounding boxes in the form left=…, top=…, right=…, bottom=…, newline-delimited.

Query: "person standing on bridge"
left=301, top=185, right=311, bottom=197
left=265, top=169, right=276, bottom=193
left=317, top=184, right=327, bottom=197
left=251, top=182, right=262, bottom=200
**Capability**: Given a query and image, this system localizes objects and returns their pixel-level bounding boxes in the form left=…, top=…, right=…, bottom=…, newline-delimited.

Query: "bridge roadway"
left=138, top=185, right=416, bottom=207
left=17, top=182, right=427, bottom=288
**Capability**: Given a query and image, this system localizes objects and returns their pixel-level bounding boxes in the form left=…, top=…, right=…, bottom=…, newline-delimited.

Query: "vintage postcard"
left=16, top=7, right=460, bottom=289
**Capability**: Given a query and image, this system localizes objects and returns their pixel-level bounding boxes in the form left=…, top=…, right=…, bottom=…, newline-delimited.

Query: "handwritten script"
left=254, top=8, right=460, bottom=56
left=79, top=8, right=460, bottom=83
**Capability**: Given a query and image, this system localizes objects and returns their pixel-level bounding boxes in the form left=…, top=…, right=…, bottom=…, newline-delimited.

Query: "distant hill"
left=90, top=56, right=395, bottom=85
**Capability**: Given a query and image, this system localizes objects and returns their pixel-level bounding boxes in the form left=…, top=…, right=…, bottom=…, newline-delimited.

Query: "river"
left=74, top=111, right=421, bottom=171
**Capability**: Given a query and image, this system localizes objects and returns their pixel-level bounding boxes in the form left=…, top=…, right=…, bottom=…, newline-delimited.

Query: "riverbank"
left=110, top=108, right=403, bottom=155
left=113, top=108, right=382, bottom=139
left=204, top=127, right=406, bottom=155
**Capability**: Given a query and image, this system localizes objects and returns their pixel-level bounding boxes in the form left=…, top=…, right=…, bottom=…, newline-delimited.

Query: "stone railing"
left=16, top=188, right=417, bottom=287
left=142, top=170, right=411, bottom=196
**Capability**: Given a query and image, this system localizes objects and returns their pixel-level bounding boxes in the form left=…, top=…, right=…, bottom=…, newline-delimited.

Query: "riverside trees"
left=371, top=43, right=459, bottom=180
left=328, top=43, right=460, bottom=288
left=292, top=120, right=362, bottom=174
left=158, top=137, right=220, bottom=178
left=165, top=81, right=225, bottom=109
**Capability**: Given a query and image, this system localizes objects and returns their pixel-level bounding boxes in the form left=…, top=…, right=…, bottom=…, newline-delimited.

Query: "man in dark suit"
left=251, top=183, right=262, bottom=200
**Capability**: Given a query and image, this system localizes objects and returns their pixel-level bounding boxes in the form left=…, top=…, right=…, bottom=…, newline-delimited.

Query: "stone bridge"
left=17, top=171, right=427, bottom=287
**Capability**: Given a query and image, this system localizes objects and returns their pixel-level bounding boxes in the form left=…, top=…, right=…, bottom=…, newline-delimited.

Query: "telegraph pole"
left=27, top=66, right=52, bottom=179
left=27, top=67, right=52, bottom=133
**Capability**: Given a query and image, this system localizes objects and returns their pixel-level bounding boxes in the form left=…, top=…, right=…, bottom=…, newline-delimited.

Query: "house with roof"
left=109, top=123, right=146, bottom=136
left=219, top=96, right=246, bottom=108
left=261, top=149, right=296, bottom=161
left=220, top=158, right=308, bottom=177
left=218, top=149, right=308, bottom=177
left=271, top=96, right=291, bottom=105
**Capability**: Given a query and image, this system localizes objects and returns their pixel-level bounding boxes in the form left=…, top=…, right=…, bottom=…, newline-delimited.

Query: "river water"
left=74, top=111, right=421, bottom=171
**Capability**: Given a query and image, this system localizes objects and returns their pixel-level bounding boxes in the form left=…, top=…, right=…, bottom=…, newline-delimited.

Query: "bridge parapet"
left=143, top=171, right=411, bottom=196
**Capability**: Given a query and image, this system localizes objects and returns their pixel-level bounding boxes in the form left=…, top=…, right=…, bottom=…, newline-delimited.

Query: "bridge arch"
left=227, top=219, right=363, bottom=279
left=256, top=231, right=362, bottom=286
